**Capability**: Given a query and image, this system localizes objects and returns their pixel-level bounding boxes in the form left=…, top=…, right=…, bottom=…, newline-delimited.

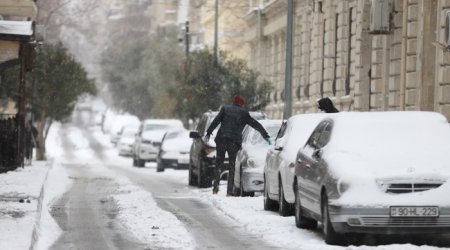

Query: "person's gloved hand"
left=264, top=137, right=271, bottom=145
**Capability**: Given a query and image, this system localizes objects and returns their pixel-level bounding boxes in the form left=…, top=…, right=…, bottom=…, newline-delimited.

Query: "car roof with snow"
left=319, top=111, right=450, bottom=179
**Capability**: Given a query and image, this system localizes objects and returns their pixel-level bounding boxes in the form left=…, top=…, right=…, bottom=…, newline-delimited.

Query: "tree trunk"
left=36, top=114, right=52, bottom=161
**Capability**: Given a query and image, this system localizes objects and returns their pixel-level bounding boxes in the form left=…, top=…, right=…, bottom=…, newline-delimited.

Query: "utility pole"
left=185, top=20, right=190, bottom=66
left=283, top=0, right=294, bottom=120
left=213, top=0, right=219, bottom=64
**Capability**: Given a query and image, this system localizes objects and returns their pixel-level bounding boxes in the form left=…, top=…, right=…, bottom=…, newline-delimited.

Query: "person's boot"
left=226, top=193, right=234, bottom=197
left=212, top=188, right=218, bottom=195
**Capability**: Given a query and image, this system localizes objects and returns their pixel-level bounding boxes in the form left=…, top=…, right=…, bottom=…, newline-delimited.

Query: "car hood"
left=142, top=131, right=166, bottom=142
left=326, top=151, right=450, bottom=207
left=245, top=144, right=271, bottom=168
left=162, top=138, right=192, bottom=152
left=119, top=137, right=135, bottom=144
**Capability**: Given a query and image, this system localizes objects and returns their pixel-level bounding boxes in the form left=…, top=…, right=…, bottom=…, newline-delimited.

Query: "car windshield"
left=122, top=130, right=136, bottom=138
left=165, top=131, right=182, bottom=140
left=144, top=124, right=171, bottom=131
left=249, top=125, right=279, bottom=146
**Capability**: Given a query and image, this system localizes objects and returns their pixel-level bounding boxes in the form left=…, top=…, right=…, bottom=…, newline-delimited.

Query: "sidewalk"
left=0, top=161, right=52, bottom=250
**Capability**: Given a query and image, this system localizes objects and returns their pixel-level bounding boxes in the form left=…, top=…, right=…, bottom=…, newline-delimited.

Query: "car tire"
left=294, top=182, right=317, bottom=229
left=322, top=193, right=346, bottom=245
left=239, top=168, right=253, bottom=197
left=139, top=159, right=145, bottom=167
left=263, top=175, right=278, bottom=211
left=156, top=162, right=165, bottom=172
left=198, top=161, right=212, bottom=188
left=278, top=180, right=294, bottom=217
left=132, top=158, right=138, bottom=167
left=188, top=161, right=197, bottom=186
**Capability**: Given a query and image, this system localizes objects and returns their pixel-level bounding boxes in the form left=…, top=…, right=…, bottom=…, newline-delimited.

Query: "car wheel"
left=156, top=161, right=165, bottom=172
left=137, top=158, right=145, bottom=167
left=188, top=161, right=197, bottom=186
left=132, top=158, right=138, bottom=167
left=295, top=182, right=317, bottom=229
left=322, top=193, right=346, bottom=245
left=198, top=161, right=212, bottom=188
left=278, top=180, right=294, bottom=216
left=239, top=168, right=253, bottom=197
left=263, top=175, right=278, bottom=211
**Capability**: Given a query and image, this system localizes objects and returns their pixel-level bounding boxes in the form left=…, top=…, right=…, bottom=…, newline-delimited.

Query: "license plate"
left=390, top=206, right=439, bottom=217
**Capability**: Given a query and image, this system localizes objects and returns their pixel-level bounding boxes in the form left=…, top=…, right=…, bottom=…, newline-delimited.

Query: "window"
left=316, top=123, right=332, bottom=148
left=276, top=121, right=288, bottom=139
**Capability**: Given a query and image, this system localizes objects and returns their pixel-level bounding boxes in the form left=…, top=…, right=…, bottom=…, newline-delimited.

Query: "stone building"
left=190, top=0, right=252, bottom=60
left=244, top=0, right=450, bottom=120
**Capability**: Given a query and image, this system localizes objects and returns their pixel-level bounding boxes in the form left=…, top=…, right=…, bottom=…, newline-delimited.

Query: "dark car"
left=189, top=110, right=267, bottom=188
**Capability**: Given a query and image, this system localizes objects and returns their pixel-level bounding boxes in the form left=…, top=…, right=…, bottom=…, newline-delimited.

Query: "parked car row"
left=263, top=111, right=450, bottom=245
left=111, top=118, right=192, bottom=171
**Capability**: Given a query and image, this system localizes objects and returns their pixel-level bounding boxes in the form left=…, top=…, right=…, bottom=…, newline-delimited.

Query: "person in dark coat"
left=318, top=97, right=339, bottom=113
left=205, top=95, right=270, bottom=196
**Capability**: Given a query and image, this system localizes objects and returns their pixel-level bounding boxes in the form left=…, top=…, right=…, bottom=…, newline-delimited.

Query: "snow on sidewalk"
left=0, top=161, right=52, bottom=250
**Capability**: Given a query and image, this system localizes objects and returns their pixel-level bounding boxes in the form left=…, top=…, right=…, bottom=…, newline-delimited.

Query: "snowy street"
left=29, top=119, right=450, bottom=250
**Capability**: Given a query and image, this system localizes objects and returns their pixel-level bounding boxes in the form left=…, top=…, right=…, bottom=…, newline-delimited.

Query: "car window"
left=144, top=124, right=171, bottom=131
left=276, top=121, right=288, bottom=139
left=316, top=122, right=332, bottom=148
left=165, top=131, right=181, bottom=140
left=196, top=116, right=207, bottom=134
left=306, top=121, right=327, bottom=148
left=249, top=126, right=280, bottom=146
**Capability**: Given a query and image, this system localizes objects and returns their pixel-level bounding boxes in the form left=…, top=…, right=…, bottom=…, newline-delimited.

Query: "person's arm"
left=246, top=115, right=269, bottom=139
left=206, top=107, right=224, bottom=136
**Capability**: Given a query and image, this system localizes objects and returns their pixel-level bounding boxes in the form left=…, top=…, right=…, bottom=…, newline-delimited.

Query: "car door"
left=266, top=121, right=288, bottom=197
left=190, top=115, right=207, bottom=173
left=297, top=121, right=327, bottom=212
left=308, top=121, right=333, bottom=212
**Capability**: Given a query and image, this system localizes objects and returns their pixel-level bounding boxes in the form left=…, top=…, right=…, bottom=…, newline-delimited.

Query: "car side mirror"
left=189, top=131, right=201, bottom=139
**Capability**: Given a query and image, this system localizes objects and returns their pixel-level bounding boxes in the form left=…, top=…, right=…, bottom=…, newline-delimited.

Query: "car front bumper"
left=242, top=170, right=264, bottom=192
left=138, top=144, right=159, bottom=161
left=160, top=153, right=190, bottom=169
left=329, top=205, right=450, bottom=234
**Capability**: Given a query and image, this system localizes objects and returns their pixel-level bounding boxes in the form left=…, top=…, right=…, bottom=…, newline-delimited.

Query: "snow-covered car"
left=108, top=114, right=140, bottom=144
left=264, top=113, right=328, bottom=216
left=156, top=130, right=192, bottom=172
left=117, top=125, right=139, bottom=157
left=294, top=112, right=450, bottom=245
left=133, top=119, right=184, bottom=167
left=233, top=120, right=282, bottom=197
left=189, top=110, right=267, bottom=188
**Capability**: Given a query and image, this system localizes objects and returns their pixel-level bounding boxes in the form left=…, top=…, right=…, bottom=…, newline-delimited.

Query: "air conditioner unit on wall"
left=369, top=0, right=391, bottom=34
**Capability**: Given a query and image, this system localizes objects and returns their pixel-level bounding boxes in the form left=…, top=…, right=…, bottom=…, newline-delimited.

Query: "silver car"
left=264, top=113, right=328, bottom=216
left=234, top=120, right=282, bottom=197
left=294, top=112, right=450, bottom=245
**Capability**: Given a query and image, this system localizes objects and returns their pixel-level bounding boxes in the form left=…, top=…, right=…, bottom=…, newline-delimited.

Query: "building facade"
left=244, top=0, right=450, bottom=120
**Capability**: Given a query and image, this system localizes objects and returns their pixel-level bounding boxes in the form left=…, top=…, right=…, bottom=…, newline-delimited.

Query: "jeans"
left=213, top=139, right=240, bottom=194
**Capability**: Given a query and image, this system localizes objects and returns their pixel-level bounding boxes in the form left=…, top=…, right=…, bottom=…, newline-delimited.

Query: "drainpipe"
left=399, top=0, right=408, bottom=110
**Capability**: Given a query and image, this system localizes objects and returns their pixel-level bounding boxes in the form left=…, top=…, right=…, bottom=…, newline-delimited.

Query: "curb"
left=29, top=159, right=55, bottom=250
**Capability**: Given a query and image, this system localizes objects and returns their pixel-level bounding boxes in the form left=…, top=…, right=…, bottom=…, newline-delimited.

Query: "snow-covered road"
left=40, top=121, right=450, bottom=250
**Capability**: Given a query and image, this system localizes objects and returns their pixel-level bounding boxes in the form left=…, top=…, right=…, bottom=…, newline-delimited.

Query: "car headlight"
left=337, top=180, right=350, bottom=195
left=247, top=158, right=257, bottom=168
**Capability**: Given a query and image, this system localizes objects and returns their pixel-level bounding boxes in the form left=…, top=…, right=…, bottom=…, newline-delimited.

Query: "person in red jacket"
left=205, top=95, right=270, bottom=196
